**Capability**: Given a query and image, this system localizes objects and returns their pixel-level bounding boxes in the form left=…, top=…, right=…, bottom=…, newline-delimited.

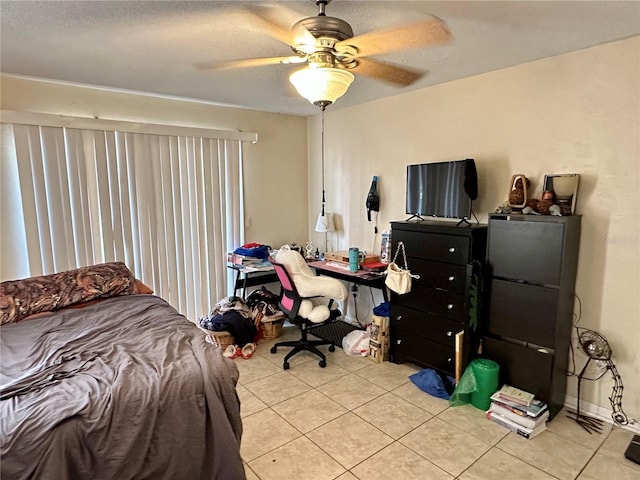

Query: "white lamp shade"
left=290, top=67, right=354, bottom=106
left=315, top=212, right=335, bottom=233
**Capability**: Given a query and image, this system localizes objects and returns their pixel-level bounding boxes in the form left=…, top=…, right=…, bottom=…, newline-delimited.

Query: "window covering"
left=1, top=115, right=253, bottom=320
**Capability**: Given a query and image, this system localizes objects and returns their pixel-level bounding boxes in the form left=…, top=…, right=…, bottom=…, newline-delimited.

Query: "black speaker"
left=464, top=159, right=478, bottom=200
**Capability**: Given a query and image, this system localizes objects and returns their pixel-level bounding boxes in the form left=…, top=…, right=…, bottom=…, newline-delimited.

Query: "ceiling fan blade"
left=336, top=18, right=451, bottom=57
left=195, top=56, right=305, bottom=71
left=349, top=58, right=424, bottom=86
left=243, top=5, right=315, bottom=48
left=241, top=5, right=296, bottom=46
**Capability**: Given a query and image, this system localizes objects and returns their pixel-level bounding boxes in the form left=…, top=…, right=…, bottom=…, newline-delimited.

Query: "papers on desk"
left=324, top=261, right=352, bottom=271
left=228, top=252, right=268, bottom=266
left=228, top=252, right=273, bottom=271
left=240, top=261, right=274, bottom=272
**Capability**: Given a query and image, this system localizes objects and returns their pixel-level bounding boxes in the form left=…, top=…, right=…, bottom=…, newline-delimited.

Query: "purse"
left=384, top=241, right=420, bottom=295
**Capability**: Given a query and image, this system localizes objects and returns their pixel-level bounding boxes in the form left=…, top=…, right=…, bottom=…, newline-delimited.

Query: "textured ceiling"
left=1, top=1, right=639, bottom=117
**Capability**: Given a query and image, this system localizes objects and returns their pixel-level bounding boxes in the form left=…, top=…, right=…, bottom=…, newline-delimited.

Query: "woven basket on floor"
left=260, top=313, right=285, bottom=339
left=201, top=329, right=234, bottom=350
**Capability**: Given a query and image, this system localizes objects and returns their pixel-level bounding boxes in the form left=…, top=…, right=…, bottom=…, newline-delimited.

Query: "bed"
left=0, top=263, right=245, bottom=480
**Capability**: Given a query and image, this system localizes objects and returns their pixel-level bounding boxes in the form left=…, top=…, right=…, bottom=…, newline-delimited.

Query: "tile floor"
left=233, top=326, right=639, bottom=480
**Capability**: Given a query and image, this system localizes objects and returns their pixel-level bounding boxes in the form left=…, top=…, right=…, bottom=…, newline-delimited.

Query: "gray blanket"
left=1, top=295, right=245, bottom=480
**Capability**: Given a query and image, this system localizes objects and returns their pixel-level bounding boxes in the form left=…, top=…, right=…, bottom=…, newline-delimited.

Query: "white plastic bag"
left=342, top=329, right=370, bottom=357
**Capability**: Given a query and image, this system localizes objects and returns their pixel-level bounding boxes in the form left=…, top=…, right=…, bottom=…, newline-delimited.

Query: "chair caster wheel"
left=283, top=362, right=290, bottom=370
left=270, top=346, right=277, bottom=354
left=319, top=360, right=326, bottom=368
left=328, top=345, right=335, bottom=352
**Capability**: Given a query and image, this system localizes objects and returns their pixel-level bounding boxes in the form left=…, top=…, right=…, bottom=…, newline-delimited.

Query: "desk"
left=307, top=260, right=389, bottom=303
left=306, top=260, right=387, bottom=346
left=227, top=264, right=278, bottom=299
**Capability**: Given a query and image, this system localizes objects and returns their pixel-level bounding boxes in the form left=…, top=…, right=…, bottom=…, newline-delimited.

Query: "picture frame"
left=543, top=173, right=580, bottom=215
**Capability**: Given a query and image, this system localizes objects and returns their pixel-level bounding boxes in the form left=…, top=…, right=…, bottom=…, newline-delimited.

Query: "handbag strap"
left=391, top=241, right=409, bottom=269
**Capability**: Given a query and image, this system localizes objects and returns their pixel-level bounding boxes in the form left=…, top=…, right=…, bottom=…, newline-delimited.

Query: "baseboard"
left=564, top=394, right=640, bottom=435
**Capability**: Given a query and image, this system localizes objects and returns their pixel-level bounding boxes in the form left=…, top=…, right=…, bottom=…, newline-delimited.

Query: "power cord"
left=566, top=294, right=582, bottom=377
left=566, top=295, right=606, bottom=380
left=371, top=211, right=379, bottom=253
left=352, top=285, right=384, bottom=329
left=566, top=294, right=637, bottom=427
left=369, top=287, right=375, bottom=305
left=350, top=283, right=365, bottom=327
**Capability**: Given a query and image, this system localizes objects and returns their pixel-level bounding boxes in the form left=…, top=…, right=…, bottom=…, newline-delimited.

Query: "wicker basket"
left=260, top=313, right=285, bottom=339
left=201, top=329, right=234, bottom=350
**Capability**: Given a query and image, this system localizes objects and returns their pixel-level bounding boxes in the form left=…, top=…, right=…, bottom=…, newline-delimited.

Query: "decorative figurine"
left=305, top=241, right=315, bottom=260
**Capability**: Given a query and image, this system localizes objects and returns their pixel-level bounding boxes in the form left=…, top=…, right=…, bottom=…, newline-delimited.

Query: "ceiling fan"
left=196, top=0, right=451, bottom=107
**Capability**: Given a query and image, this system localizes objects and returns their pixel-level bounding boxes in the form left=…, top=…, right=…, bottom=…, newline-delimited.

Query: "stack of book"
left=227, top=253, right=273, bottom=271
left=486, top=385, right=549, bottom=439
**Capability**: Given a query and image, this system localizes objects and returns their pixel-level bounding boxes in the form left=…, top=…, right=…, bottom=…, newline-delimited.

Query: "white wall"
left=308, top=36, right=640, bottom=422
left=0, top=76, right=309, bottom=265
left=2, top=35, right=638, bottom=422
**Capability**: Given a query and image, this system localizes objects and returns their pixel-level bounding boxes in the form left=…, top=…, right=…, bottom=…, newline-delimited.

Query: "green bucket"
left=469, top=358, right=500, bottom=410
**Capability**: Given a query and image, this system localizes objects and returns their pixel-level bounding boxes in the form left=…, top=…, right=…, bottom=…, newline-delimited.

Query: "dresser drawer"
left=482, top=336, right=553, bottom=404
left=390, top=328, right=456, bottom=375
left=393, top=230, right=471, bottom=266
left=488, top=279, right=558, bottom=348
left=390, top=304, right=464, bottom=348
left=394, top=284, right=466, bottom=322
left=488, top=217, right=563, bottom=286
left=410, top=258, right=467, bottom=292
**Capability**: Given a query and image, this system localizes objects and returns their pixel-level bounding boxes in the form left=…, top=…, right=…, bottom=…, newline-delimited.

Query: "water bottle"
left=380, top=230, right=391, bottom=264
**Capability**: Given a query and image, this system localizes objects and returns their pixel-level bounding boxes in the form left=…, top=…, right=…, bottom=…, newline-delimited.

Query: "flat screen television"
left=405, top=159, right=477, bottom=221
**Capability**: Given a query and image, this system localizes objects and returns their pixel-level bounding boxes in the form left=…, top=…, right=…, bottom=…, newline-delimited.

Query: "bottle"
left=380, top=230, right=391, bottom=264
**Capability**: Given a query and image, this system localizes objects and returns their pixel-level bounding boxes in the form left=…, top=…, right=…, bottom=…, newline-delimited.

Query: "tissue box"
left=368, top=315, right=389, bottom=363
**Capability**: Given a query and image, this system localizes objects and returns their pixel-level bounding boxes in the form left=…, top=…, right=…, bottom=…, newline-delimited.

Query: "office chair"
left=270, top=246, right=348, bottom=369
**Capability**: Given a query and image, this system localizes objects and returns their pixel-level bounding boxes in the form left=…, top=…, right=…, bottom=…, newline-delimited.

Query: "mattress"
left=0, top=294, right=245, bottom=479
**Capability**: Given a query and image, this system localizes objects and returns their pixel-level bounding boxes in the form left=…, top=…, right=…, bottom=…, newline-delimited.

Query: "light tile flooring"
left=234, top=326, right=639, bottom=480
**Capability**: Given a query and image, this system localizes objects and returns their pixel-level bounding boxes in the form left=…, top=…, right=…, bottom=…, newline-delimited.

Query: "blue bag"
left=409, top=368, right=455, bottom=400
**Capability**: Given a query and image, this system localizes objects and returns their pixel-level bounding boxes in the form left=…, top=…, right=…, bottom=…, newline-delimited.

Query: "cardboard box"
left=368, top=315, right=390, bottom=363
left=325, top=251, right=380, bottom=264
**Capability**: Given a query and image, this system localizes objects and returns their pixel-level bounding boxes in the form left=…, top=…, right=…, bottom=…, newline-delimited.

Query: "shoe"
left=223, top=345, right=242, bottom=359
left=241, top=343, right=256, bottom=359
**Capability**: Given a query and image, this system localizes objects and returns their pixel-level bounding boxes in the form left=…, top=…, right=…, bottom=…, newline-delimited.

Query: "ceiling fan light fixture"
left=289, top=67, right=354, bottom=107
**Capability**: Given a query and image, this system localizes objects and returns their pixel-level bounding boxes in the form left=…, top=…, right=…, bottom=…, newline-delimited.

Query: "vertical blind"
left=1, top=122, right=247, bottom=321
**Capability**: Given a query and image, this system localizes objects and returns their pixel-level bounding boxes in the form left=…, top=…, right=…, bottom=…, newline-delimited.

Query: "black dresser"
left=389, top=221, right=488, bottom=378
left=482, top=213, right=581, bottom=419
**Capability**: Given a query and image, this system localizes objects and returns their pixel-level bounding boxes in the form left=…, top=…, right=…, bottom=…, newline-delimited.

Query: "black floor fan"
left=567, top=327, right=628, bottom=434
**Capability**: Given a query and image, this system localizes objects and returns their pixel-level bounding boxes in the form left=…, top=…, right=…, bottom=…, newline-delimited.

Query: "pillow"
left=134, top=279, right=154, bottom=294
left=275, top=245, right=347, bottom=300
left=274, top=245, right=348, bottom=323
left=0, top=262, right=136, bottom=325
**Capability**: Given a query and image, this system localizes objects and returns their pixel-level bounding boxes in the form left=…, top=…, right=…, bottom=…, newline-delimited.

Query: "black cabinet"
left=483, top=214, right=581, bottom=419
left=389, top=221, right=487, bottom=378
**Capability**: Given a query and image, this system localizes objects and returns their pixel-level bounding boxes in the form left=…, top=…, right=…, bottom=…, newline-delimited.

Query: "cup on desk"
left=349, top=247, right=365, bottom=273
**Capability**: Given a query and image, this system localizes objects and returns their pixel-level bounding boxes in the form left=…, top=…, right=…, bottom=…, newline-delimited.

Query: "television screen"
left=405, top=159, right=476, bottom=220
